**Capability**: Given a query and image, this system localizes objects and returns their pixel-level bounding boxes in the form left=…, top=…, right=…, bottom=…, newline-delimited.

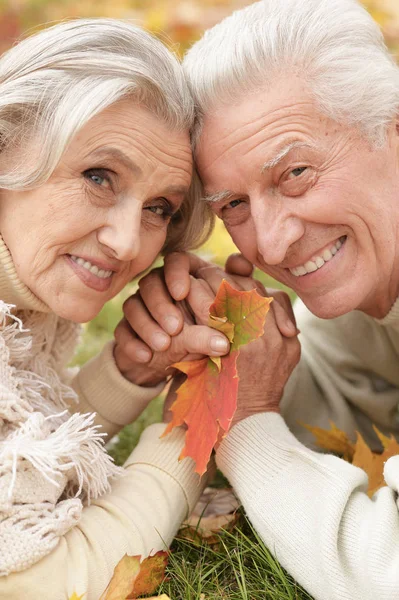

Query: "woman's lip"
left=68, top=254, right=118, bottom=272
left=66, top=255, right=113, bottom=292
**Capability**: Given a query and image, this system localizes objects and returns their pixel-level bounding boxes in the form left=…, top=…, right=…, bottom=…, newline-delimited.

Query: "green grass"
left=158, top=515, right=313, bottom=600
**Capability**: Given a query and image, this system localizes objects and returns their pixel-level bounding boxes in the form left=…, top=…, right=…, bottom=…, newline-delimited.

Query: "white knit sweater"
left=0, top=235, right=205, bottom=599
left=216, top=299, right=399, bottom=600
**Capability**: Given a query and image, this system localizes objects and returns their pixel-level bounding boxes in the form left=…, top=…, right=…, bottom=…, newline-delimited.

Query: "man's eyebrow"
left=203, top=190, right=234, bottom=204
left=88, top=147, right=142, bottom=177
left=261, top=141, right=317, bottom=173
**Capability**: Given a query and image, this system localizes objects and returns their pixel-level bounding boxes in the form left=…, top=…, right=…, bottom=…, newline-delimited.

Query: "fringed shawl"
left=0, top=301, right=122, bottom=575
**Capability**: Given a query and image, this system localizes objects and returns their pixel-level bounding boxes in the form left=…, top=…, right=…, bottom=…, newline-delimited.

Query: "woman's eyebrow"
left=261, top=141, right=317, bottom=173
left=88, top=147, right=143, bottom=176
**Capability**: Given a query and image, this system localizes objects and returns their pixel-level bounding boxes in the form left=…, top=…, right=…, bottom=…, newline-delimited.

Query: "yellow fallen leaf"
left=305, top=422, right=399, bottom=496
left=352, top=431, right=399, bottom=497
left=302, top=421, right=355, bottom=461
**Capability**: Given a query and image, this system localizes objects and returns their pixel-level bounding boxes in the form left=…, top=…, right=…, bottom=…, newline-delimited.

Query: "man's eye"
left=287, top=166, right=308, bottom=179
left=227, top=199, right=243, bottom=209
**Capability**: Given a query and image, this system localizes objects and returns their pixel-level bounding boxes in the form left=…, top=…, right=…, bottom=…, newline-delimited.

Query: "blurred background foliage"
left=0, top=0, right=398, bottom=457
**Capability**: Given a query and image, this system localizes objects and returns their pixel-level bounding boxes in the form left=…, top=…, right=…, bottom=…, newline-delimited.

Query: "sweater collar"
left=375, top=295, right=399, bottom=328
left=0, top=234, right=49, bottom=312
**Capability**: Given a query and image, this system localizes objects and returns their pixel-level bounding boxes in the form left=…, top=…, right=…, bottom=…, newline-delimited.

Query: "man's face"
left=196, top=77, right=399, bottom=319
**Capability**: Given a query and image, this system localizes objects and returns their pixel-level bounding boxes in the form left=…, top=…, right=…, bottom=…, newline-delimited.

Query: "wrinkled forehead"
left=194, top=77, right=347, bottom=178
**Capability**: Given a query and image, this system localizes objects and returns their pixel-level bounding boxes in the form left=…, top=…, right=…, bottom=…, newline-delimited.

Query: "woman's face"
left=0, top=99, right=192, bottom=322
left=196, top=77, right=399, bottom=319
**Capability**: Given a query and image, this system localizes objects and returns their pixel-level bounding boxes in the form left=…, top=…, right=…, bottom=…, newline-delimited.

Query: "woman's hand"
left=113, top=276, right=230, bottom=387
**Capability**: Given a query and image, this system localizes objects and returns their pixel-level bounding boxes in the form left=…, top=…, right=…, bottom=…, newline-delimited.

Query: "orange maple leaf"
left=163, top=280, right=272, bottom=475
left=99, top=551, right=168, bottom=600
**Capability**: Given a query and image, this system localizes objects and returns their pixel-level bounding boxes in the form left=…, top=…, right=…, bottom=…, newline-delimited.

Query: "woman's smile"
left=66, top=254, right=115, bottom=292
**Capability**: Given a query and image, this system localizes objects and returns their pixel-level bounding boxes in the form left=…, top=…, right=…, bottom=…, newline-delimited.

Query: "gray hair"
left=183, top=0, right=399, bottom=148
left=0, top=19, right=214, bottom=251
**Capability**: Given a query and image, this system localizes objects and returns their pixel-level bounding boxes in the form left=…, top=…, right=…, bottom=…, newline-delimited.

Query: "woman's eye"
left=144, top=200, right=173, bottom=221
left=148, top=206, right=166, bottom=216
left=287, top=166, right=308, bottom=179
left=83, top=168, right=112, bottom=189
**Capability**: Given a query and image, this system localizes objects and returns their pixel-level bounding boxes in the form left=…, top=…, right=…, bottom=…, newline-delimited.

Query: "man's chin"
left=297, top=293, right=357, bottom=320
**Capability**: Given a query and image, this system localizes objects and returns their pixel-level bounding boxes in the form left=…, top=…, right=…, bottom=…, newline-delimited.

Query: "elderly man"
left=116, top=0, right=399, bottom=598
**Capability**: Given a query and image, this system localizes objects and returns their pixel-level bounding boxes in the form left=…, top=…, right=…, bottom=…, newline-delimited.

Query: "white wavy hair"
left=0, top=19, right=214, bottom=251
left=183, top=0, right=399, bottom=148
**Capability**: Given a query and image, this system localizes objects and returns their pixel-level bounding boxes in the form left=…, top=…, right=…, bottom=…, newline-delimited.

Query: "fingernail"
left=164, top=315, right=180, bottom=335
left=171, top=283, right=185, bottom=299
left=152, top=332, right=170, bottom=350
left=285, top=320, right=296, bottom=335
left=136, top=348, right=151, bottom=363
left=210, top=336, right=230, bottom=353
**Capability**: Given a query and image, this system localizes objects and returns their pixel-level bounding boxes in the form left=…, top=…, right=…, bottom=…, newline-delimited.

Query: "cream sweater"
left=217, top=299, right=399, bottom=600
left=0, top=236, right=204, bottom=599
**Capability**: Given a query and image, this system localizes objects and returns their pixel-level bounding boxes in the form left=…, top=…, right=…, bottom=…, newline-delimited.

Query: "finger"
left=267, top=292, right=297, bottom=338
left=138, top=269, right=183, bottom=336
left=114, top=319, right=153, bottom=367
left=196, top=264, right=260, bottom=295
left=185, top=276, right=217, bottom=325
left=225, top=253, right=254, bottom=277
left=123, top=294, right=171, bottom=352
left=163, top=251, right=213, bottom=301
left=180, top=323, right=230, bottom=356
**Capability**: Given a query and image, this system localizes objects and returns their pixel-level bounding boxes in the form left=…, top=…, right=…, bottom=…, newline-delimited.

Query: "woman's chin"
left=49, top=299, right=104, bottom=323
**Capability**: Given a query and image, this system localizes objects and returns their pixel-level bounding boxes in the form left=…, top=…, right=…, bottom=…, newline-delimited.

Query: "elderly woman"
left=120, top=1, right=399, bottom=599
left=0, top=18, right=233, bottom=600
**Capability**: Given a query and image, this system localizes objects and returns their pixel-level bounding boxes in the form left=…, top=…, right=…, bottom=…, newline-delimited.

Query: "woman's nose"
left=252, top=199, right=305, bottom=266
left=97, top=204, right=142, bottom=262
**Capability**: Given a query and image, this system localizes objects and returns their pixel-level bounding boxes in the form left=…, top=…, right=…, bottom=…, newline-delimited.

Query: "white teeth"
left=70, top=255, right=113, bottom=279
left=304, top=260, right=317, bottom=273
left=289, top=237, right=346, bottom=277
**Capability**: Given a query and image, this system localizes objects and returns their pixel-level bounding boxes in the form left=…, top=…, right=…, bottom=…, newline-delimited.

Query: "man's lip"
left=281, top=236, right=345, bottom=270
left=67, top=254, right=119, bottom=272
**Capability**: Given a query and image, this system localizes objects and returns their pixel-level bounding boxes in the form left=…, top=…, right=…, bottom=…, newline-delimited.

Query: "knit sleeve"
left=69, top=341, right=166, bottom=438
left=216, top=412, right=399, bottom=600
left=0, top=423, right=206, bottom=600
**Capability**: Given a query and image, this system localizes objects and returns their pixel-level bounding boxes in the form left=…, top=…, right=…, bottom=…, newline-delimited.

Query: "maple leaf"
left=99, top=551, right=168, bottom=600
left=305, top=421, right=399, bottom=497
left=302, top=421, right=355, bottom=461
left=163, top=280, right=272, bottom=475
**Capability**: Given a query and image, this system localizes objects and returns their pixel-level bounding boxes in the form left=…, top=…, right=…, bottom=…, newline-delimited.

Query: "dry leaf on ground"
left=99, top=551, right=168, bottom=600
left=305, top=421, right=399, bottom=497
left=179, top=487, right=241, bottom=545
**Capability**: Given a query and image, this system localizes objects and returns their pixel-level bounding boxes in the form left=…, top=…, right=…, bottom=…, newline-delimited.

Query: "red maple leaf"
left=162, top=280, right=272, bottom=475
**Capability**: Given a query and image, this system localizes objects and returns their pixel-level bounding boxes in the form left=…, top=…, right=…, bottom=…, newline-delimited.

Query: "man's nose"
left=252, top=198, right=305, bottom=265
left=97, top=204, right=142, bottom=262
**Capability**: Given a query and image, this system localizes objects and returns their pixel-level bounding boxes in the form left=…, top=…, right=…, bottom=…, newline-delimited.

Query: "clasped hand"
left=113, top=252, right=301, bottom=425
